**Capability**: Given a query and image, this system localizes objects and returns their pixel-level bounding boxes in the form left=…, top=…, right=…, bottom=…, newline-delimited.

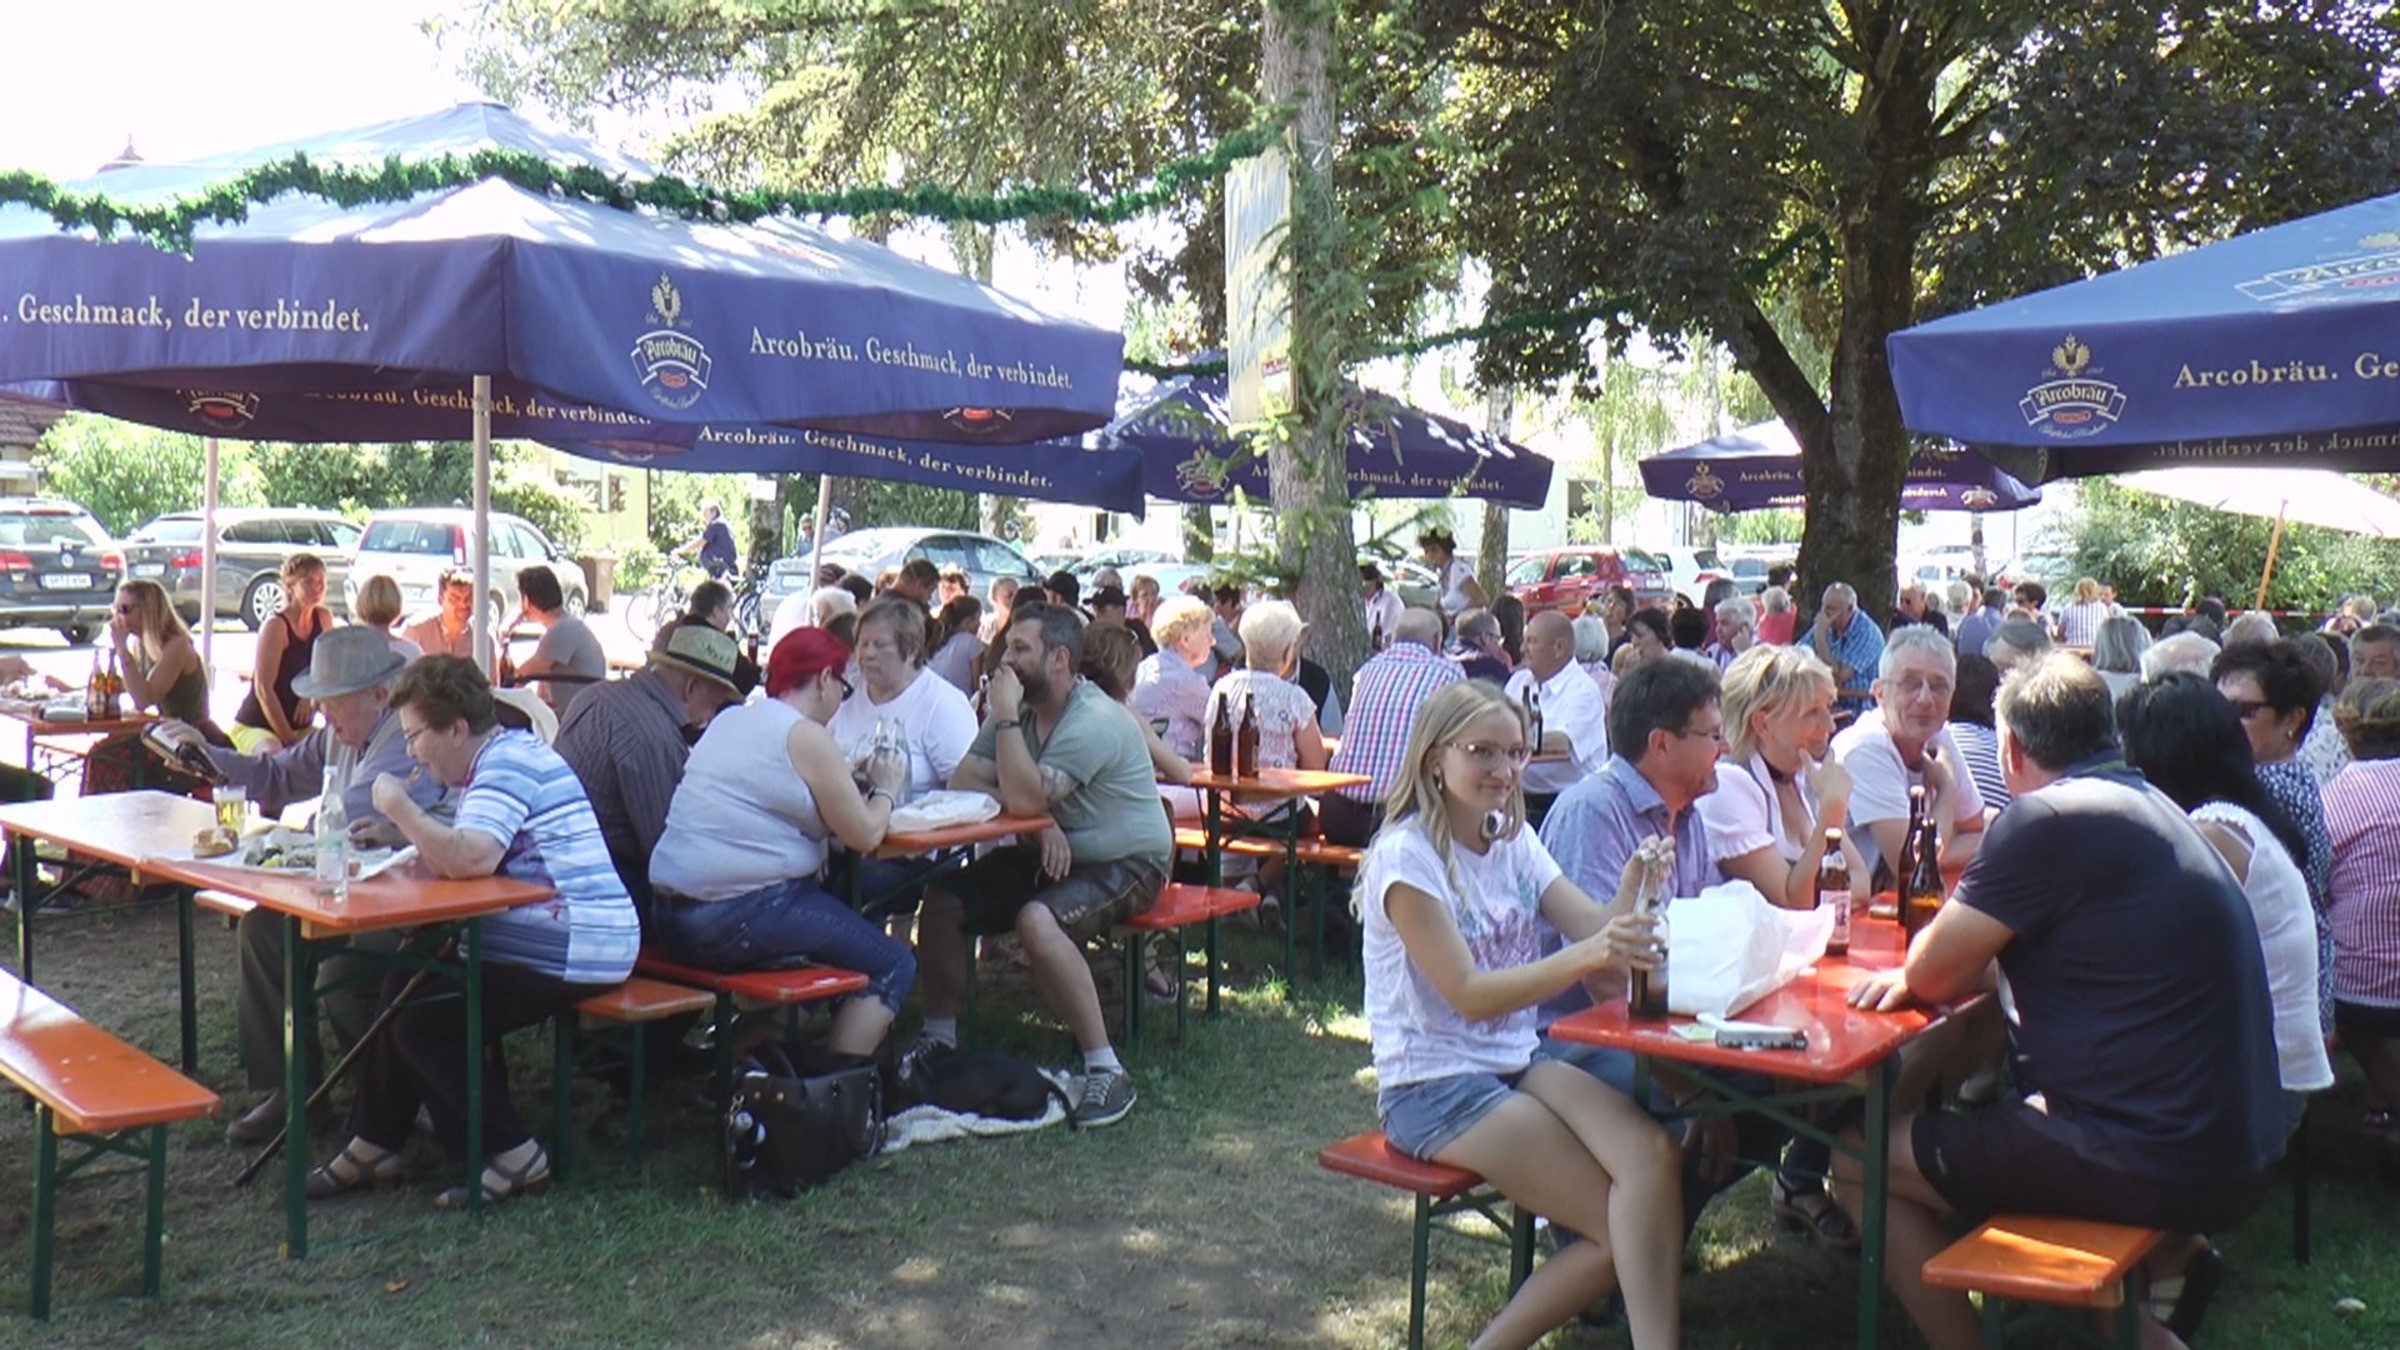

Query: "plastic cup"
left=212, top=785, right=248, bottom=834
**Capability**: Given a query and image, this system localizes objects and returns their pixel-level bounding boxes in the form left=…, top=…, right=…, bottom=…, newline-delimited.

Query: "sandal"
left=1770, top=1174, right=1861, bottom=1252
left=1142, top=950, right=1180, bottom=1005
left=434, top=1143, right=552, bottom=1211
left=305, top=1140, right=403, bottom=1200
left=2143, top=1244, right=2224, bottom=1339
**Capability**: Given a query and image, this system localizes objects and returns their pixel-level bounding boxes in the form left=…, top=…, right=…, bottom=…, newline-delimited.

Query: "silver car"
left=342, top=508, right=589, bottom=632
left=760, top=526, right=1042, bottom=613
left=124, top=508, right=361, bottom=629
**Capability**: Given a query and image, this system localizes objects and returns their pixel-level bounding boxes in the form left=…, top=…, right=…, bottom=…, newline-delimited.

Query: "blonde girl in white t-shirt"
left=1356, top=681, right=1683, bottom=1350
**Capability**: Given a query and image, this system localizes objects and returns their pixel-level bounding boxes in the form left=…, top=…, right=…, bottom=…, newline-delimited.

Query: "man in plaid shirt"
left=1322, top=607, right=1462, bottom=845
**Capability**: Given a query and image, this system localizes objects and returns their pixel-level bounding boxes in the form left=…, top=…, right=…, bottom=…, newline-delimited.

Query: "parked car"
left=0, top=499, right=123, bottom=643
left=342, top=508, right=588, bottom=631
left=1067, top=548, right=1180, bottom=582
left=1503, top=546, right=1674, bottom=617
left=1721, top=555, right=1780, bottom=597
left=760, top=526, right=1043, bottom=615
left=124, top=508, right=361, bottom=629
left=1645, top=545, right=1731, bottom=607
left=1990, top=550, right=2074, bottom=594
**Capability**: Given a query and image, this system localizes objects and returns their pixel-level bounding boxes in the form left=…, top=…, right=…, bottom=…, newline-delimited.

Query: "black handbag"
left=723, top=1042, right=884, bottom=1200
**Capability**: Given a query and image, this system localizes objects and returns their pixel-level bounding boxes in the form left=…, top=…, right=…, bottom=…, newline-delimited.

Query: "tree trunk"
left=1183, top=503, right=1215, bottom=564
left=1262, top=0, right=1367, bottom=697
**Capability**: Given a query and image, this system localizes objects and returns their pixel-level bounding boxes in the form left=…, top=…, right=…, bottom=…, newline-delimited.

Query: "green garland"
left=0, top=125, right=1285, bottom=254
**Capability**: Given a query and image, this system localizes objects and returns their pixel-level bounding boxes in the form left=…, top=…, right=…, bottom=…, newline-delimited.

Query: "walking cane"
left=237, top=935, right=460, bottom=1188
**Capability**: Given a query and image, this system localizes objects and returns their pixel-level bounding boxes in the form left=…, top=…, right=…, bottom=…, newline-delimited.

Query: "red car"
left=1504, top=546, right=1675, bottom=616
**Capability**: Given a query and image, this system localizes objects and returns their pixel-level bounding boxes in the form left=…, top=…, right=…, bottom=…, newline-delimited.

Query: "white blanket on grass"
left=880, top=1068, right=1076, bottom=1154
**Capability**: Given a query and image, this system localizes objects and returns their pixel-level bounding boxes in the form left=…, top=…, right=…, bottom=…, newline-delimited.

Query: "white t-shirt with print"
left=827, top=667, right=978, bottom=799
left=1359, top=821, right=1564, bottom=1089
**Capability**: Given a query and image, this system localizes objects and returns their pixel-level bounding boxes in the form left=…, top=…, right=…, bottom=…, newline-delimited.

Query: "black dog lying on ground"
left=882, top=1043, right=1076, bottom=1126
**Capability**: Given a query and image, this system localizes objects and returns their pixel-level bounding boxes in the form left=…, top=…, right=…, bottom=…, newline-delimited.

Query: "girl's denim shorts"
left=1378, top=1068, right=1526, bottom=1160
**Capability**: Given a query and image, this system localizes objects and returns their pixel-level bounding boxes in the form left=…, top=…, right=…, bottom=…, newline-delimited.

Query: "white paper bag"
left=889, top=789, right=1002, bottom=834
left=1664, top=879, right=1836, bottom=1018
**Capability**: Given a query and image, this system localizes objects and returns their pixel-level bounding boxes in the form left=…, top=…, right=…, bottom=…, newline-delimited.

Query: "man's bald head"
left=1393, top=607, right=1444, bottom=652
left=1525, top=610, right=1576, bottom=679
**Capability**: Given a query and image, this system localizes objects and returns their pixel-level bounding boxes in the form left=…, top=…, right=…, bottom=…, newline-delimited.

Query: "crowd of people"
left=86, top=521, right=2400, bottom=1347
left=1344, top=543, right=2389, bottom=1350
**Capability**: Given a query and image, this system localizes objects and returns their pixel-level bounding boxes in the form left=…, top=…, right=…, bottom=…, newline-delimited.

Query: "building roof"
left=0, top=398, right=61, bottom=452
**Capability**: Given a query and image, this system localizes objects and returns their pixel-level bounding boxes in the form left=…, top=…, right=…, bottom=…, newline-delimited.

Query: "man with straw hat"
left=148, top=626, right=453, bottom=1144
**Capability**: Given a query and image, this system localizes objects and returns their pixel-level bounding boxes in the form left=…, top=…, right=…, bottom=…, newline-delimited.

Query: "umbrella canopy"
left=1639, top=421, right=2042, bottom=512
left=0, top=102, right=1121, bottom=443
left=2115, top=467, right=2400, bottom=538
left=1887, top=190, right=2400, bottom=480
left=1104, top=371, right=1554, bottom=509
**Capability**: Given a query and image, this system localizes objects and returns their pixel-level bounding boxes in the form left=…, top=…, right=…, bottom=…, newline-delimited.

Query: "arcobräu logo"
left=2018, top=335, right=2125, bottom=439
left=182, top=391, right=260, bottom=430
left=1682, top=464, right=1724, bottom=501
left=631, top=275, right=713, bottom=411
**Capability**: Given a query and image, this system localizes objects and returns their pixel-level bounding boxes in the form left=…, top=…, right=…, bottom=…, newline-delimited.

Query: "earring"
left=1480, top=809, right=1507, bottom=842
left=1432, top=774, right=1446, bottom=791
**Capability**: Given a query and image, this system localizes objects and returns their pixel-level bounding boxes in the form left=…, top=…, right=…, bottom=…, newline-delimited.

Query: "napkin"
left=890, top=790, right=1003, bottom=834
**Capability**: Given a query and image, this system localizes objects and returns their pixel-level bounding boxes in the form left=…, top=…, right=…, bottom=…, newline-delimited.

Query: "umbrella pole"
left=200, top=437, right=219, bottom=674
left=472, top=376, right=493, bottom=674
left=2255, top=503, right=2288, bottom=610
left=806, top=473, right=831, bottom=610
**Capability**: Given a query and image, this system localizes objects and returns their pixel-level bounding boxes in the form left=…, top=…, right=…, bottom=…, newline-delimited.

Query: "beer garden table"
left=1545, top=910, right=1986, bottom=1350
left=138, top=852, right=548, bottom=1260
left=847, top=809, right=1054, bottom=916
left=0, top=703, right=155, bottom=784
left=0, top=791, right=214, bottom=1072
left=1184, top=766, right=1370, bottom=991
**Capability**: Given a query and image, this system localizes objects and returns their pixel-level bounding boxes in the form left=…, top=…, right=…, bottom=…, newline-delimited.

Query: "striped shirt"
left=2323, top=758, right=2400, bottom=1007
left=1331, top=643, right=1464, bottom=803
left=456, top=729, right=640, bottom=985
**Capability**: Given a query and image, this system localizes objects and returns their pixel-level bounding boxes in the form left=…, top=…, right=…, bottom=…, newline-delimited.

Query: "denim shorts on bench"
left=1378, top=1067, right=1526, bottom=1161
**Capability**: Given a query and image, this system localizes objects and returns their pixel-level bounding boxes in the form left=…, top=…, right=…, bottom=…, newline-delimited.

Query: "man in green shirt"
left=918, top=602, right=1172, bottom=1127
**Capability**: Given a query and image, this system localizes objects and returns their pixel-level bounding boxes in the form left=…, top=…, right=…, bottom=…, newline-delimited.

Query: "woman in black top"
left=232, top=553, right=333, bottom=753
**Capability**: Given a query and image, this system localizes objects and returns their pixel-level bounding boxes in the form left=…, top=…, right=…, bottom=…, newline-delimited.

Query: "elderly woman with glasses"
left=2214, top=638, right=2335, bottom=1034
left=1356, top=680, right=1682, bottom=1350
left=1705, top=596, right=1757, bottom=670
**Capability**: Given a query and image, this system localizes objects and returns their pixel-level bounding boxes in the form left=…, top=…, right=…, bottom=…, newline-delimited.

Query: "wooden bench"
left=550, top=976, right=717, bottom=1181
left=1292, top=837, right=1365, bottom=980
left=1114, top=883, right=1259, bottom=1042
left=1319, top=1130, right=1533, bottom=1350
left=1920, top=1214, right=2163, bottom=1349
left=192, top=888, right=255, bottom=928
left=632, top=951, right=870, bottom=1111
left=0, top=969, right=218, bottom=1318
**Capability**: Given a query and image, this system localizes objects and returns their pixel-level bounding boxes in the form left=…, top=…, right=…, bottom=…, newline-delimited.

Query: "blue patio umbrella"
left=0, top=103, right=1122, bottom=666
left=1886, top=190, right=2400, bottom=481
left=1640, top=421, right=2041, bottom=512
left=1104, top=370, right=1554, bottom=509
left=0, top=102, right=1121, bottom=444
left=14, top=378, right=1146, bottom=515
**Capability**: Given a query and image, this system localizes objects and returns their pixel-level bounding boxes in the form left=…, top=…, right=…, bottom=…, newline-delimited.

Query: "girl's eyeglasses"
left=1448, top=740, right=1531, bottom=770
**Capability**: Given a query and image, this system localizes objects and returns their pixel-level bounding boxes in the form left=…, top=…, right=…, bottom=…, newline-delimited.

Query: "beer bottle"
left=1627, top=844, right=1671, bottom=1019
left=1526, top=685, right=1545, bottom=751
left=1207, top=693, right=1235, bottom=777
left=84, top=652, right=105, bottom=721
left=1234, top=691, right=1261, bottom=778
left=1903, top=818, right=1945, bottom=941
left=1369, top=614, right=1385, bottom=653
left=1819, top=827, right=1850, bottom=956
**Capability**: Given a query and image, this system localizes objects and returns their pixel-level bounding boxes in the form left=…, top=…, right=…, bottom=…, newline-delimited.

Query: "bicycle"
left=622, top=564, right=700, bottom=640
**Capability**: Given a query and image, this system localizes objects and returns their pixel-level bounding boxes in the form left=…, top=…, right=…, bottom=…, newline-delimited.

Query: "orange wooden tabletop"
left=1546, top=912, right=1984, bottom=1083
left=1185, top=767, right=1371, bottom=798
left=139, top=856, right=550, bottom=938
left=878, top=812, right=1052, bottom=856
left=0, top=790, right=215, bottom=872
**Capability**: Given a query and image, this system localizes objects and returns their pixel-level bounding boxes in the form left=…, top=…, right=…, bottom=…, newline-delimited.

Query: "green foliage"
left=491, top=471, right=588, bottom=551
left=1406, top=0, right=2400, bottom=623
left=2057, top=481, right=2400, bottom=613
left=613, top=542, right=662, bottom=593
left=1717, top=510, right=1807, bottom=547
left=33, top=414, right=264, bottom=534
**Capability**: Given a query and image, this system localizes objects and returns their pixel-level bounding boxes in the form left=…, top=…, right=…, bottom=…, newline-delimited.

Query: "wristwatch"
left=995, top=718, right=1024, bottom=730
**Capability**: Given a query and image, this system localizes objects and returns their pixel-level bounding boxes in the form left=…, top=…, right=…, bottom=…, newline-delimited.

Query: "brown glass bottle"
left=1233, top=692, right=1261, bottom=778
left=1902, top=818, right=1945, bottom=941
left=1819, top=827, right=1850, bottom=956
left=1207, top=695, right=1235, bottom=776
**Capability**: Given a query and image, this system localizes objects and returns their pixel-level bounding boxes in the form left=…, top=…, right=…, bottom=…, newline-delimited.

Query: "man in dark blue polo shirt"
left=1834, top=654, right=2281, bottom=1350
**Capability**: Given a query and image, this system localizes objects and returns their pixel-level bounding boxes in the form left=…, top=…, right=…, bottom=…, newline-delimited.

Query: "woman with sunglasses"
left=647, top=628, right=916, bottom=1059
left=81, top=579, right=218, bottom=797
left=2213, top=639, right=2335, bottom=1034
left=1357, top=680, right=1682, bottom=1350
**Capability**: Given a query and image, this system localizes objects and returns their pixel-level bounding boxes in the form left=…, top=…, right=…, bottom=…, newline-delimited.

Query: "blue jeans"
left=654, top=878, right=916, bottom=1013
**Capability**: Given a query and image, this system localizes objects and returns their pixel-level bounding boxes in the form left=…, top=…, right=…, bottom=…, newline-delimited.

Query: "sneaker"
left=1073, top=1067, right=1136, bottom=1128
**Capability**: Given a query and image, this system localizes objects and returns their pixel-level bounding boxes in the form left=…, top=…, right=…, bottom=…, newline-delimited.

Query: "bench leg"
left=1120, top=933, right=1142, bottom=1046
left=552, top=1014, right=575, bottom=1185
left=1508, top=1202, right=1535, bottom=1292
left=626, top=1023, right=649, bottom=1168
left=1980, top=1297, right=2006, bottom=1350
left=2113, top=1284, right=2142, bottom=1350
left=2293, top=1098, right=2311, bottom=1265
left=143, top=1123, right=167, bottom=1298
left=1408, top=1191, right=1432, bottom=1350
left=30, top=1106, right=55, bottom=1319
left=176, top=890, right=198, bottom=1073
left=711, top=992, right=737, bottom=1116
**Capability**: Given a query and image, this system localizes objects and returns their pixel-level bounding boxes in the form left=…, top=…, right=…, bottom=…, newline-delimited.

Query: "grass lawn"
left=0, top=895, right=2394, bottom=1349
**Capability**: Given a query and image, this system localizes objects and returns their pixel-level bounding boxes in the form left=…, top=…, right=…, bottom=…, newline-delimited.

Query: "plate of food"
left=189, top=824, right=415, bottom=881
